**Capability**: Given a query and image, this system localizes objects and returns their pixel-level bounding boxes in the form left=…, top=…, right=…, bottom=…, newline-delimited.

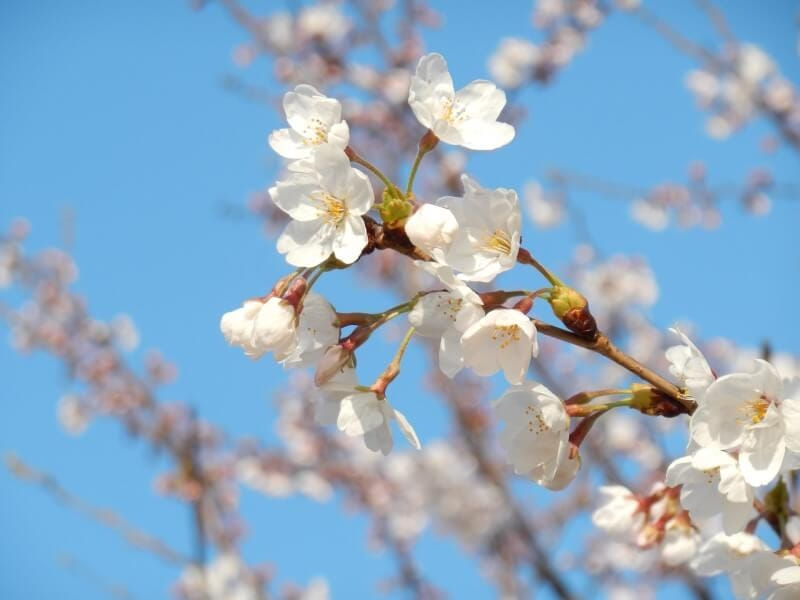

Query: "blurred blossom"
left=524, top=182, right=564, bottom=228
left=489, top=38, right=539, bottom=89
left=111, top=314, right=139, bottom=352
left=297, top=4, right=352, bottom=44
left=57, top=394, right=89, bottom=435
left=630, top=198, right=669, bottom=231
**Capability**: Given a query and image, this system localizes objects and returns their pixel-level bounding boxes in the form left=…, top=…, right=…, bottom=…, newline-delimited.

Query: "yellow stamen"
left=302, top=117, right=329, bottom=146
left=490, top=324, right=522, bottom=349
left=317, top=194, right=346, bottom=224
left=483, top=230, right=512, bottom=255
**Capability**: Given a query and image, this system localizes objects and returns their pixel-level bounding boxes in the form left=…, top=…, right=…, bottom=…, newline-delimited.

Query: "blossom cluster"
left=591, top=329, right=800, bottom=597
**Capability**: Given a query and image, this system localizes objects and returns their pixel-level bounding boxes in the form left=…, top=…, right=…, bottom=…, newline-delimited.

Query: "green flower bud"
left=548, top=285, right=598, bottom=339
left=378, top=187, right=413, bottom=227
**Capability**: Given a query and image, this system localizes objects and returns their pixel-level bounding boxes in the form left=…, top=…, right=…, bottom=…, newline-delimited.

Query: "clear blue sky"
left=1, top=1, right=798, bottom=599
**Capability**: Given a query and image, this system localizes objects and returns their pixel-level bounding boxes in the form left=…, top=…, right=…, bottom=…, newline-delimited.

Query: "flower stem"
left=372, top=326, right=416, bottom=396
left=405, top=148, right=427, bottom=197
left=533, top=320, right=695, bottom=414
left=405, top=130, right=439, bottom=197
left=565, top=388, right=632, bottom=406
left=566, top=399, right=633, bottom=418
left=517, top=247, right=564, bottom=287
left=346, top=147, right=398, bottom=193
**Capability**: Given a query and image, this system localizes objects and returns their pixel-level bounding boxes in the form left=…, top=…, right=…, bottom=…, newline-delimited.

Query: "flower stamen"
left=483, top=230, right=512, bottom=255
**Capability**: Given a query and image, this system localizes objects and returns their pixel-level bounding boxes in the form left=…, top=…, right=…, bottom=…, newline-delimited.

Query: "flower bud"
left=418, top=129, right=440, bottom=153
left=378, top=187, right=413, bottom=226
left=283, top=276, right=308, bottom=308
left=548, top=285, right=597, bottom=339
left=314, top=344, right=353, bottom=386
left=404, top=204, right=458, bottom=259
left=630, top=383, right=687, bottom=418
left=250, top=297, right=298, bottom=361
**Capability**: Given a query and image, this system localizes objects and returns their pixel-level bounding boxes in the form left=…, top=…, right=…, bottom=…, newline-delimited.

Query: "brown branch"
left=533, top=321, right=695, bottom=414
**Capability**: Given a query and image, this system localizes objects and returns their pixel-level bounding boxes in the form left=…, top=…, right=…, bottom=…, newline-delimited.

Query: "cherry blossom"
left=404, top=203, right=458, bottom=261
left=268, top=85, right=350, bottom=161
left=665, top=327, right=715, bottom=398
left=270, top=144, right=373, bottom=267
left=592, top=485, right=645, bottom=539
left=408, top=53, right=515, bottom=150
left=690, top=359, right=800, bottom=486
left=461, top=309, right=537, bottom=384
left=493, top=382, right=570, bottom=486
left=439, top=174, right=521, bottom=282
left=665, top=447, right=756, bottom=535
left=315, top=369, right=421, bottom=455
left=280, top=292, right=339, bottom=369
left=220, top=297, right=297, bottom=360
left=689, top=532, right=769, bottom=599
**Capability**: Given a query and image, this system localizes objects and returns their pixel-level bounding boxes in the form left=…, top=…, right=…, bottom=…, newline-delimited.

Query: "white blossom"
left=665, top=328, right=715, bottom=399
left=404, top=203, right=458, bottom=260
left=689, top=532, right=769, bottom=599
left=270, top=144, right=373, bottom=267
left=524, top=181, right=564, bottom=228
left=57, top=394, right=89, bottom=436
left=440, top=174, right=521, bottom=282
left=488, top=38, right=539, bottom=89
left=297, top=4, right=351, bottom=44
left=690, top=359, right=800, bottom=486
left=661, top=520, right=701, bottom=566
left=315, top=369, right=421, bottom=455
left=493, top=382, right=570, bottom=486
left=748, top=552, right=800, bottom=600
left=220, top=297, right=297, bottom=360
left=408, top=53, right=515, bottom=150
left=269, top=85, right=350, bottom=161
left=665, top=448, right=756, bottom=535
left=592, top=485, right=644, bottom=539
left=281, top=291, right=339, bottom=369
left=461, top=309, right=537, bottom=384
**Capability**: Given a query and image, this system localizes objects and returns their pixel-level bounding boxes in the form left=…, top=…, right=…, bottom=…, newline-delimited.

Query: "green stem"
left=372, top=326, right=416, bottom=396
left=565, top=388, right=632, bottom=406
left=567, top=398, right=633, bottom=417
left=405, top=147, right=427, bottom=197
left=349, top=154, right=398, bottom=193
left=517, top=248, right=564, bottom=287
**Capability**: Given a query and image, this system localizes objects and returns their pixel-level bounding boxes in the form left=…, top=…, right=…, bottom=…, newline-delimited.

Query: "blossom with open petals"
left=592, top=485, right=644, bottom=539
left=410, top=261, right=485, bottom=377
left=315, top=369, right=421, bottom=455
left=690, top=359, right=800, bottom=487
left=665, top=328, right=714, bottom=398
left=270, top=144, right=373, bottom=267
left=408, top=53, right=515, bottom=150
left=268, top=85, right=349, bottom=161
left=461, top=309, right=537, bottom=384
left=665, top=448, right=756, bottom=535
left=280, top=292, right=339, bottom=369
left=690, top=532, right=769, bottom=598
left=493, top=382, right=570, bottom=486
left=440, top=174, right=521, bottom=283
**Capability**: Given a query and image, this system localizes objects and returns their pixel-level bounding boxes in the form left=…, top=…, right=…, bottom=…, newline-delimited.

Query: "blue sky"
left=1, top=1, right=799, bottom=598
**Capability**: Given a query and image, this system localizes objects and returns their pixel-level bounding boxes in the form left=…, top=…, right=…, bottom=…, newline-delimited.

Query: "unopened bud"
left=549, top=285, right=597, bottom=339
left=404, top=204, right=457, bottom=258
left=314, top=345, right=353, bottom=386
left=631, top=384, right=687, bottom=418
left=418, top=129, right=439, bottom=154
left=379, top=187, right=413, bottom=226
left=283, top=277, right=308, bottom=308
